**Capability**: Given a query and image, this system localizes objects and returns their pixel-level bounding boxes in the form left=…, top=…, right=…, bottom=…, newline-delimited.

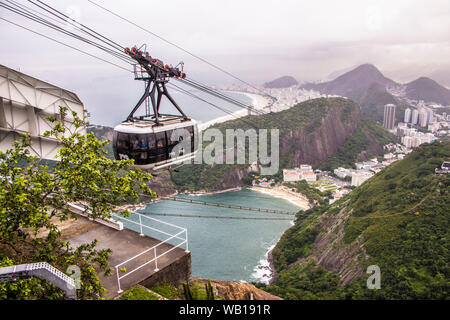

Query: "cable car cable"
left=0, top=17, right=134, bottom=73
left=3, top=1, right=270, bottom=122
left=0, top=2, right=133, bottom=65
left=167, top=83, right=261, bottom=130
left=178, top=78, right=267, bottom=116
left=29, top=0, right=126, bottom=53
left=6, top=0, right=65, bottom=25
left=87, top=0, right=274, bottom=99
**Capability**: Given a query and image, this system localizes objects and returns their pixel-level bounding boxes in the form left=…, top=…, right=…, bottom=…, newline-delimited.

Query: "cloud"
left=0, top=0, right=449, bottom=125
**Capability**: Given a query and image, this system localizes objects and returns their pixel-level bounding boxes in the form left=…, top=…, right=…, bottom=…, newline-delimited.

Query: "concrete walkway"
left=62, top=216, right=189, bottom=299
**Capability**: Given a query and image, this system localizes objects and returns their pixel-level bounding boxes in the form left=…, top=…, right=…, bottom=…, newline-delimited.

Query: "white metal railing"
left=68, top=203, right=123, bottom=230
left=0, top=262, right=76, bottom=299
left=28, top=262, right=75, bottom=287
left=110, top=212, right=189, bottom=293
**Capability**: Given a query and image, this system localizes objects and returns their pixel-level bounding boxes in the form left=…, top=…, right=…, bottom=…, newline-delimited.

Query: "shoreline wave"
left=250, top=244, right=276, bottom=284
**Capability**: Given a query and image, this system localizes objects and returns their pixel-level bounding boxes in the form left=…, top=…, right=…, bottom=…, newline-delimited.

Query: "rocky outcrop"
left=280, top=102, right=361, bottom=167
left=192, top=277, right=282, bottom=300
left=146, top=171, right=179, bottom=197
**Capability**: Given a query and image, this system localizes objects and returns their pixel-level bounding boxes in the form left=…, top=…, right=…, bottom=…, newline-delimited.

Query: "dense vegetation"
left=120, top=286, right=161, bottom=300
left=285, top=180, right=330, bottom=206
left=260, top=141, right=449, bottom=299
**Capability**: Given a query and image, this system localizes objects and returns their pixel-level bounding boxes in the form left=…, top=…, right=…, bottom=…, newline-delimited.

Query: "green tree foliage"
left=0, top=107, right=155, bottom=299
left=263, top=261, right=347, bottom=300
left=270, top=204, right=329, bottom=272
left=287, top=180, right=329, bottom=205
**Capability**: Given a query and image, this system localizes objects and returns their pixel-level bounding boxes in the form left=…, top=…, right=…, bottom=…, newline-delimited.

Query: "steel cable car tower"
left=124, top=45, right=189, bottom=125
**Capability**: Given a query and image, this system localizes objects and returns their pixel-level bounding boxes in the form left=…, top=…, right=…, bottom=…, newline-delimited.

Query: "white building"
left=402, top=136, right=413, bottom=148
left=355, top=160, right=378, bottom=171
left=0, top=64, right=85, bottom=160
left=299, top=164, right=316, bottom=182
left=383, top=104, right=396, bottom=130
left=301, top=171, right=317, bottom=182
left=419, top=108, right=428, bottom=127
left=283, top=165, right=316, bottom=182
left=351, top=171, right=374, bottom=187
left=427, top=109, right=434, bottom=124
left=283, top=168, right=300, bottom=182
left=411, top=109, right=419, bottom=125
left=334, top=167, right=352, bottom=179
left=404, top=108, right=411, bottom=123
left=428, top=122, right=440, bottom=133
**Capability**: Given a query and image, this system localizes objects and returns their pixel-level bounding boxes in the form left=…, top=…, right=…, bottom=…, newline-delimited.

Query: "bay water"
left=136, top=189, right=300, bottom=283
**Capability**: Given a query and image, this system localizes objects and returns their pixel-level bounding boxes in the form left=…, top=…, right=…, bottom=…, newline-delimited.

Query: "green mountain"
left=171, top=97, right=396, bottom=192
left=261, top=141, right=449, bottom=299
left=405, top=77, right=450, bottom=105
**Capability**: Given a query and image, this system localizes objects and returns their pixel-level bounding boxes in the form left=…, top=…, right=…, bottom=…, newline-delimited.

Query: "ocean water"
left=135, top=189, right=300, bottom=283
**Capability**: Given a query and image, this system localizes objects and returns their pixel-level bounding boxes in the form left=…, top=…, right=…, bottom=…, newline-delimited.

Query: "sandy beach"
left=199, top=90, right=272, bottom=131
left=249, top=185, right=310, bottom=210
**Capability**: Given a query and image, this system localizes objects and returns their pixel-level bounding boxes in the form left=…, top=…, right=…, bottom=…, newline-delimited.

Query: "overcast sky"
left=1, top=0, right=449, bottom=125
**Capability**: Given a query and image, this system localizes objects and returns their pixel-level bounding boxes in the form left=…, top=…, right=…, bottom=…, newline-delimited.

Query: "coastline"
left=248, top=185, right=309, bottom=284
left=198, top=90, right=271, bottom=131
left=249, top=185, right=310, bottom=210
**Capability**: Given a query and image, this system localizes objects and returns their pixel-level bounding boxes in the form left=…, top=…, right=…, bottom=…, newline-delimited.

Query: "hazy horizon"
left=1, top=0, right=449, bottom=125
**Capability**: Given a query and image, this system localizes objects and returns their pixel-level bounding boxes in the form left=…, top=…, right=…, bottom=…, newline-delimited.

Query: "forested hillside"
left=260, top=141, right=449, bottom=299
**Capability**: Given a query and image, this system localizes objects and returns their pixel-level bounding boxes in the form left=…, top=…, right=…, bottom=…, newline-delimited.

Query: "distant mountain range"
left=301, top=64, right=398, bottom=101
left=267, top=63, right=449, bottom=124
left=263, top=75, right=298, bottom=89
left=299, top=63, right=450, bottom=106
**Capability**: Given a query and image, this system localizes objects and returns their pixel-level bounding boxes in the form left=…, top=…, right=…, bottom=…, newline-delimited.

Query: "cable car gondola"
left=113, top=45, right=198, bottom=171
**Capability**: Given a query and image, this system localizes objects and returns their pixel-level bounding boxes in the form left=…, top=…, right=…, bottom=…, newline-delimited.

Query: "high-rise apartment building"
left=419, top=108, right=428, bottom=127
left=383, top=104, right=396, bottom=130
left=411, top=109, right=419, bottom=125
left=404, top=108, right=411, bottom=123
